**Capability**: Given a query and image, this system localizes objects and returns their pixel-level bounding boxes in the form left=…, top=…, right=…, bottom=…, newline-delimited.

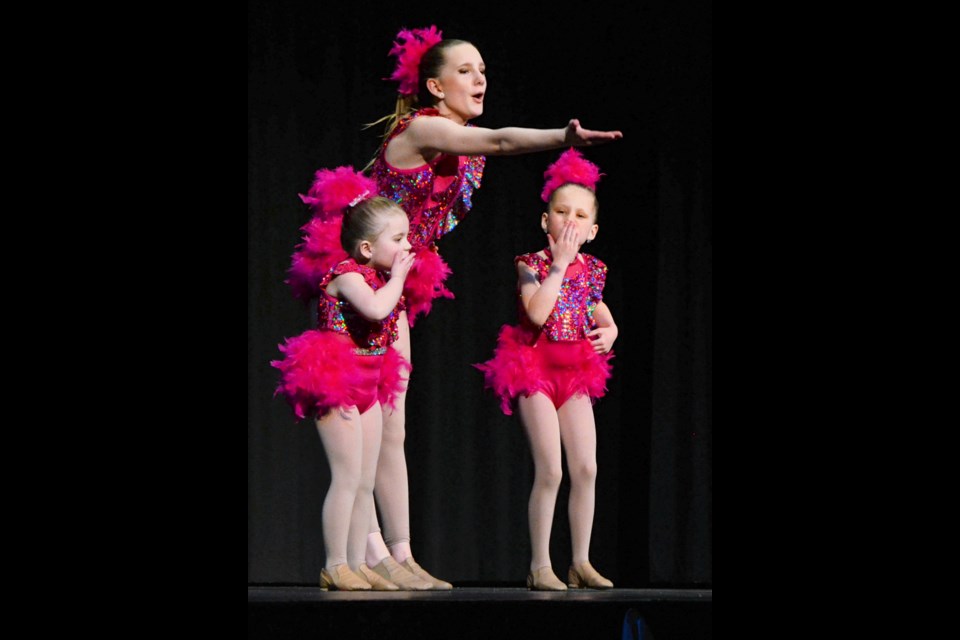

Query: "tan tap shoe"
left=370, top=556, right=433, bottom=590
left=526, top=566, right=567, bottom=591
left=567, top=562, right=613, bottom=589
left=359, top=563, right=399, bottom=591
left=401, top=558, right=453, bottom=590
left=319, top=563, right=372, bottom=591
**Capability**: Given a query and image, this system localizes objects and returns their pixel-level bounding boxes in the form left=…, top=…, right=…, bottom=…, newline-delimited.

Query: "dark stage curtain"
left=249, top=0, right=711, bottom=586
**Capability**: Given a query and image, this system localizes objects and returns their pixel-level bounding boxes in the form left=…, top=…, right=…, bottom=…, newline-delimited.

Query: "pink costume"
left=475, top=249, right=613, bottom=415
left=273, top=259, right=411, bottom=420
left=370, top=108, right=486, bottom=325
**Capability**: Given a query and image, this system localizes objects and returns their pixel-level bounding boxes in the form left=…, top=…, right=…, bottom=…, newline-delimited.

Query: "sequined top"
left=370, top=108, right=486, bottom=249
left=317, top=259, right=402, bottom=355
left=516, top=249, right=607, bottom=342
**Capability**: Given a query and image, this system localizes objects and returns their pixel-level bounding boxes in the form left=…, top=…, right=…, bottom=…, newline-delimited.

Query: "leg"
left=347, top=402, right=383, bottom=570
left=362, top=316, right=434, bottom=590
left=368, top=312, right=413, bottom=563
left=376, top=316, right=453, bottom=588
left=315, top=407, right=363, bottom=571
left=557, top=395, right=612, bottom=588
left=557, top=395, right=598, bottom=566
left=518, top=392, right=563, bottom=574
left=350, top=401, right=403, bottom=591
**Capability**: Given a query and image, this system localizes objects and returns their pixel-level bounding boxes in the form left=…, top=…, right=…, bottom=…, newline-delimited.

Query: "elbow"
left=356, top=305, right=392, bottom=322
left=498, top=140, right=524, bottom=156
left=527, top=311, right=549, bottom=327
left=368, top=307, right=392, bottom=322
left=492, top=132, right=514, bottom=155
left=523, top=299, right=555, bottom=327
left=489, top=139, right=507, bottom=155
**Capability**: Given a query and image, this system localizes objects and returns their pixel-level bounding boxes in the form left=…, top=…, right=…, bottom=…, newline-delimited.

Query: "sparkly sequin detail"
left=517, top=250, right=607, bottom=342
left=317, top=259, right=401, bottom=353
left=371, top=108, right=486, bottom=249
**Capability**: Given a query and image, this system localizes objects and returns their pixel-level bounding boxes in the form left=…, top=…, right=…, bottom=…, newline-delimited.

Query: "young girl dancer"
left=476, top=149, right=618, bottom=591
left=286, top=25, right=623, bottom=589
left=272, top=166, right=419, bottom=591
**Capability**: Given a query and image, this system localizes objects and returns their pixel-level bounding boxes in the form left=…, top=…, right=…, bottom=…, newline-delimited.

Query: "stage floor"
left=249, top=585, right=712, bottom=639
left=250, top=585, right=712, bottom=602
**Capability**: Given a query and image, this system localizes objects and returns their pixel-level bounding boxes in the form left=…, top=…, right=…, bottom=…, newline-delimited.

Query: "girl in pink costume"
left=272, top=166, right=419, bottom=591
left=287, top=25, right=623, bottom=590
left=476, top=149, right=618, bottom=591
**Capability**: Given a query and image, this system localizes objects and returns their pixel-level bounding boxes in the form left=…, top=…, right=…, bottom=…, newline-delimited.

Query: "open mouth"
left=472, top=92, right=484, bottom=103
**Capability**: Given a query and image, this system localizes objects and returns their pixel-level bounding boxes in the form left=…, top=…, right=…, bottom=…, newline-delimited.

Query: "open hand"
left=564, top=119, right=623, bottom=146
left=546, top=221, right=580, bottom=269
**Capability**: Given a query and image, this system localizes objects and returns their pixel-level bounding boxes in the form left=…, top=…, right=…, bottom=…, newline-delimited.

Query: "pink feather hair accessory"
left=386, top=25, right=443, bottom=96
left=298, top=166, right=378, bottom=219
left=540, top=148, right=604, bottom=202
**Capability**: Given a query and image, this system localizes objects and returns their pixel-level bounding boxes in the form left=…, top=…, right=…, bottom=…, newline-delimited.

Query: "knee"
left=381, top=414, right=406, bottom=447
left=570, top=460, right=598, bottom=485
left=357, top=475, right=376, bottom=497
left=330, top=469, right=362, bottom=493
left=534, top=464, right=563, bottom=490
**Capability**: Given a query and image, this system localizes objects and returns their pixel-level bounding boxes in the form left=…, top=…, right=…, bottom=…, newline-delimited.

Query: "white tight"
left=316, top=402, right=383, bottom=570
left=518, top=392, right=598, bottom=572
left=367, top=312, right=413, bottom=565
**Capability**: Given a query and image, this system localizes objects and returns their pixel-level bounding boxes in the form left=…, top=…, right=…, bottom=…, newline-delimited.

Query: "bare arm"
left=592, top=301, right=616, bottom=328
left=327, top=252, right=415, bottom=321
left=586, top=301, right=618, bottom=353
left=519, top=223, right=581, bottom=327
left=401, top=117, right=623, bottom=158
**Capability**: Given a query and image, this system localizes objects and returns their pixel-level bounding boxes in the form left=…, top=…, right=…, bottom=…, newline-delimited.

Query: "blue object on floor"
left=622, top=608, right=653, bottom=640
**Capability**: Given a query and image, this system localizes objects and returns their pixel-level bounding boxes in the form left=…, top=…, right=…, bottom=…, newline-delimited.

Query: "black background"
left=248, top=0, right=711, bottom=587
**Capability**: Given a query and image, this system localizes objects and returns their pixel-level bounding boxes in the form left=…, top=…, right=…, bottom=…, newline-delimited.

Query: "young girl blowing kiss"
left=272, top=167, right=421, bottom=591
left=476, top=148, right=618, bottom=591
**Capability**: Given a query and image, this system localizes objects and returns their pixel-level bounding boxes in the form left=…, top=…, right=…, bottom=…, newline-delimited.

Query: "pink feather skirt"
left=474, top=325, right=613, bottom=415
left=272, top=330, right=411, bottom=420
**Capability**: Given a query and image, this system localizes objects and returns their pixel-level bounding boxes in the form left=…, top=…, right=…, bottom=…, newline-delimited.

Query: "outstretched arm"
left=403, top=116, right=622, bottom=158
left=586, top=301, right=618, bottom=353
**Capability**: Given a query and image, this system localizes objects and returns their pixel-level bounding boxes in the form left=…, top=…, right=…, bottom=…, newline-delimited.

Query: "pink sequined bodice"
left=317, top=259, right=401, bottom=354
left=516, top=250, right=607, bottom=342
left=370, top=108, right=486, bottom=249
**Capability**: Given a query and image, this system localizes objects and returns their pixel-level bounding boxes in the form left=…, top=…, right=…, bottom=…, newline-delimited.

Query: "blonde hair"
left=362, top=95, right=417, bottom=171
left=341, top=197, right=406, bottom=260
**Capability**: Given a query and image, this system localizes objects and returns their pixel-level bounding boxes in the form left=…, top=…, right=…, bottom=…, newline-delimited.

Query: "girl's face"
left=429, top=43, right=486, bottom=124
left=541, top=184, right=599, bottom=248
left=362, top=211, right=412, bottom=271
